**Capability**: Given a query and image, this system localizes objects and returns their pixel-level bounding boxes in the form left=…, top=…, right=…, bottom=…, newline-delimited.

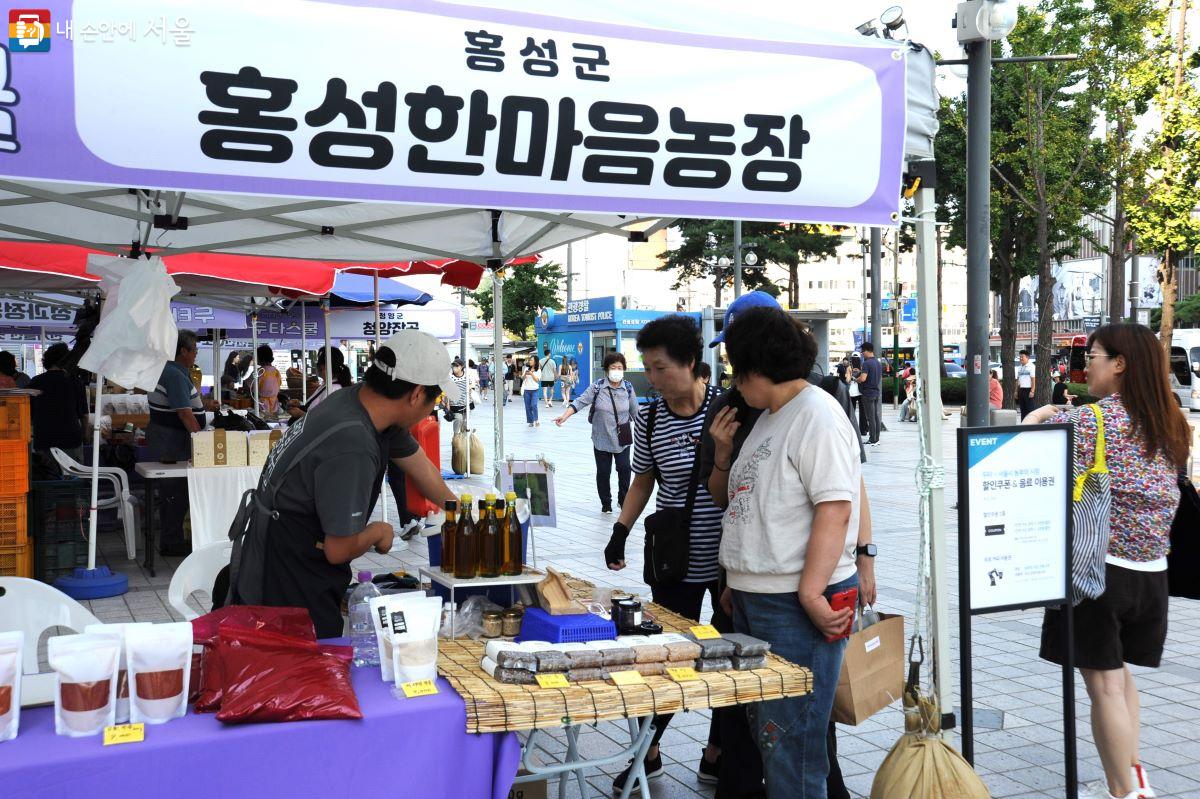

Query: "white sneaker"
left=1079, top=781, right=1137, bottom=799
left=1132, top=764, right=1156, bottom=799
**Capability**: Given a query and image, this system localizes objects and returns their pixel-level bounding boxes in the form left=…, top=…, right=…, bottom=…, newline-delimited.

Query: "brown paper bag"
left=831, top=612, right=905, bottom=725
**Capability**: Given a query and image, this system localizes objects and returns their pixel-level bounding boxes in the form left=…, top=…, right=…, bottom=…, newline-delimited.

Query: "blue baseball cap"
left=709, top=291, right=780, bottom=347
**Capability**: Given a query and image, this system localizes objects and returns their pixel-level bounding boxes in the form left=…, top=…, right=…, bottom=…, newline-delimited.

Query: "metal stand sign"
left=957, top=424, right=1077, bottom=799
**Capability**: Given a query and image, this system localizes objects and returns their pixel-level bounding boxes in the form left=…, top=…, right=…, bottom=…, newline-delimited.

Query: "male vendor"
left=230, top=330, right=457, bottom=637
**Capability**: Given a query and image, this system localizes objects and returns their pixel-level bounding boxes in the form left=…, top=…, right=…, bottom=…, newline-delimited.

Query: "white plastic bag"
left=126, top=623, right=193, bottom=725
left=0, top=631, right=23, bottom=742
left=48, top=633, right=121, bottom=738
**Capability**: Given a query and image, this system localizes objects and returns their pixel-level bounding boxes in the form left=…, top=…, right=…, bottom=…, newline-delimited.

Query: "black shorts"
left=1040, top=564, right=1169, bottom=670
left=541, top=380, right=554, bottom=388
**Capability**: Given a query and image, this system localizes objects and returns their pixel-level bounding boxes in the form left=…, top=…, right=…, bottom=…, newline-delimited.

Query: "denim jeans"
left=523, top=389, right=539, bottom=423
left=731, top=573, right=857, bottom=799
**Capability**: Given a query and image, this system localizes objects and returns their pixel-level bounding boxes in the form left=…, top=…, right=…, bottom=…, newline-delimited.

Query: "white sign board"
left=328, top=307, right=461, bottom=341
left=959, top=426, right=1071, bottom=613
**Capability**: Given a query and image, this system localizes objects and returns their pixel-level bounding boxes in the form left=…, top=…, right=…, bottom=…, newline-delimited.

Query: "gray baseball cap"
left=373, top=330, right=455, bottom=399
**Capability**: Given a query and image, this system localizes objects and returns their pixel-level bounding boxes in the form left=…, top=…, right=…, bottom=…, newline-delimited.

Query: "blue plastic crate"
left=517, top=607, right=616, bottom=644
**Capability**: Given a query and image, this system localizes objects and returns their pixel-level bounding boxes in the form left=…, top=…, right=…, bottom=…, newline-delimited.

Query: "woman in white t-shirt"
left=707, top=306, right=863, bottom=799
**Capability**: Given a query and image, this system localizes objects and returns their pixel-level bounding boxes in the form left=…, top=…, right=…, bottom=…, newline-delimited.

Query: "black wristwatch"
left=855, top=543, right=877, bottom=558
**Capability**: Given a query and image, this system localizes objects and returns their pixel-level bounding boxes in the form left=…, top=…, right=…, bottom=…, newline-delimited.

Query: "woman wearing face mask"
left=555, top=353, right=639, bottom=513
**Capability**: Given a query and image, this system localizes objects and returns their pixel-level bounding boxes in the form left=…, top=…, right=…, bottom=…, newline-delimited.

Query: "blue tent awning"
left=329, top=273, right=432, bottom=306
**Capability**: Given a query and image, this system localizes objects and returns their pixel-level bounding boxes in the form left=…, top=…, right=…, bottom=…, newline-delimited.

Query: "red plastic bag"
left=191, top=606, right=315, bottom=712
left=214, top=626, right=361, bottom=724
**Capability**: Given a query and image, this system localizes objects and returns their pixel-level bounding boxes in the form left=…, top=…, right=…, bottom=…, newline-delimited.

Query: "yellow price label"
left=689, top=625, right=721, bottom=640
left=535, top=673, right=570, bottom=689
left=103, top=723, right=145, bottom=746
left=609, top=670, right=645, bottom=686
left=666, top=666, right=700, bottom=682
left=400, top=679, right=439, bottom=698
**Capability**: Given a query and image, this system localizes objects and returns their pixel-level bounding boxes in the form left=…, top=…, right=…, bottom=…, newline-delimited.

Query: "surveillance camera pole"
left=965, top=37, right=991, bottom=429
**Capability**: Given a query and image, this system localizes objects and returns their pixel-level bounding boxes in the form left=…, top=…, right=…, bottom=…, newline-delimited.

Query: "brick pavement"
left=89, top=397, right=1200, bottom=799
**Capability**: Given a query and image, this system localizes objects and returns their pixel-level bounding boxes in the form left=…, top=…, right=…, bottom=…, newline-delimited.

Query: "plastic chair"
left=50, top=447, right=137, bottom=561
left=0, top=577, right=101, bottom=707
left=167, top=541, right=232, bottom=620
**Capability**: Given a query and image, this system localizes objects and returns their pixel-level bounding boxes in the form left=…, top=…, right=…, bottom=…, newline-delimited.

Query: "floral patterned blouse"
left=1051, top=393, right=1180, bottom=562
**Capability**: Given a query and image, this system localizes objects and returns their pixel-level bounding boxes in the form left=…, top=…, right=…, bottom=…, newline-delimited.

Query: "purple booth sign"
left=0, top=0, right=906, bottom=226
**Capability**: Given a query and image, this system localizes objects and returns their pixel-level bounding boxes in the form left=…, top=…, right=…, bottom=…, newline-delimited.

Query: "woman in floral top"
left=1025, top=324, right=1190, bottom=799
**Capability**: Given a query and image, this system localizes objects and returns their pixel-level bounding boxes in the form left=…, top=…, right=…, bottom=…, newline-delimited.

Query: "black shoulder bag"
left=1167, top=471, right=1200, bottom=599
left=641, top=400, right=701, bottom=586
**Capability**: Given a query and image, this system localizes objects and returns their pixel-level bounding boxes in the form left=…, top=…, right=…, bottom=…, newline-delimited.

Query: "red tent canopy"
left=0, top=242, right=536, bottom=295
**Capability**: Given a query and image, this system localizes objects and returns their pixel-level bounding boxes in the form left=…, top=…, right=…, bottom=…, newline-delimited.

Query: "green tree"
left=1080, top=0, right=1167, bottom=321
left=471, top=261, right=564, bottom=339
left=658, top=220, right=841, bottom=307
left=1128, top=0, right=1200, bottom=352
left=991, top=2, right=1108, bottom=405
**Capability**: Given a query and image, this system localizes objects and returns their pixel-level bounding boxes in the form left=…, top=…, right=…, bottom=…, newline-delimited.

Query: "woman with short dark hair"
left=555, top=351, right=637, bottom=513
left=1025, top=324, right=1190, bottom=799
left=707, top=306, right=863, bottom=799
left=0, top=351, right=30, bottom=389
left=604, top=315, right=723, bottom=793
left=254, top=344, right=282, bottom=415
left=28, top=343, right=87, bottom=454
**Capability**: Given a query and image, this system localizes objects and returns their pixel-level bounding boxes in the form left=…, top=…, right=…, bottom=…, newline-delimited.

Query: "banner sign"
left=328, top=307, right=461, bottom=341
left=170, top=302, right=245, bottom=330
left=0, top=0, right=905, bottom=225
left=958, top=425, right=1071, bottom=613
left=0, top=297, right=79, bottom=327
left=222, top=308, right=323, bottom=341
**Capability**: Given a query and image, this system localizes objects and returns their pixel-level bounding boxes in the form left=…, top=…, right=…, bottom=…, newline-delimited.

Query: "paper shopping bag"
left=831, top=612, right=905, bottom=725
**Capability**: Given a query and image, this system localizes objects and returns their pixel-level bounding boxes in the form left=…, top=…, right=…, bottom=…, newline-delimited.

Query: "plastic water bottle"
left=349, top=571, right=381, bottom=668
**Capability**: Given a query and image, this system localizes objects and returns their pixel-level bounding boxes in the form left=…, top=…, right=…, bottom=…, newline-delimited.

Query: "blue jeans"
left=732, top=573, right=857, bottom=799
left=523, top=389, right=539, bottom=423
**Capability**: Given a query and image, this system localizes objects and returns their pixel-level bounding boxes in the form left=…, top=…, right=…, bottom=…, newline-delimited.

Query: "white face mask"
left=608, top=368, right=625, bottom=382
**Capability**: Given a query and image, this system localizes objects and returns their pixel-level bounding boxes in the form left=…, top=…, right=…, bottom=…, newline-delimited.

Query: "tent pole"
left=86, top=374, right=104, bottom=571
left=251, top=311, right=260, bottom=412
left=301, top=303, right=308, bottom=404
left=212, top=328, right=221, bottom=404
left=374, top=272, right=388, bottom=524
left=39, top=325, right=45, bottom=371
left=493, top=272, right=504, bottom=483
left=913, top=170, right=954, bottom=720
left=323, top=299, right=332, bottom=395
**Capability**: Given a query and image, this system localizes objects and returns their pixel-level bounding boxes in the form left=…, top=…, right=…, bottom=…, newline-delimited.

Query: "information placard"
left=958, top=424, right=1071, bottom=613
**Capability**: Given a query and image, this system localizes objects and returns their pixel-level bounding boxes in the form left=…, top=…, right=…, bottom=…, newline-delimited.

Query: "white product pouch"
left=126, top=622, right=193, bottom=725
left=48, top=633, right=121, bottom=737
left=85, top=622, right=151, bottom=724
left=385, top=597, right=444, bottom=685
left=371, top=593, right=440, bottom=683
left=0, top=631, right=24, bottom=742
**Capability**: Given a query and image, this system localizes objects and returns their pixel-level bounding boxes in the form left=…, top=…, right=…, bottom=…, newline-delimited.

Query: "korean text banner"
left=0, top=0, right=906, bottom=225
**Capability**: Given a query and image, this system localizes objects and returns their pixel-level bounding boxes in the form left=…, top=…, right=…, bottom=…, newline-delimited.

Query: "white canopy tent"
left=0, top=0, right=951, bottom=719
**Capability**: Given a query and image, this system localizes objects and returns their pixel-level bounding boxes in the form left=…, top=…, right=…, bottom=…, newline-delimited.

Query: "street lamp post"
left=733, top=221, right=743, bottom=299
left=859, top=234, right=869, bottom=347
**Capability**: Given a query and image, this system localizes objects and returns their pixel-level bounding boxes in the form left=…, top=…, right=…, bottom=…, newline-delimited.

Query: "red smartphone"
left=825, top=588, right=859, bottom=642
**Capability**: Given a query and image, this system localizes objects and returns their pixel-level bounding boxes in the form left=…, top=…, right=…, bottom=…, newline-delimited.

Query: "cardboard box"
left=192, top=429, right=248, bottom=468
left=506, top=772, right=547, bottom=799
left=247, top=429, right=284, bottom=466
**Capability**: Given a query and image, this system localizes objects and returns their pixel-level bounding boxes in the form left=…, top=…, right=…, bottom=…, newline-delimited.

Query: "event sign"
left=958, top=425, right=1071, bottom=613
left=0, top=0, right=905, bottom=224
left=328, top=307, right=461, bottom=341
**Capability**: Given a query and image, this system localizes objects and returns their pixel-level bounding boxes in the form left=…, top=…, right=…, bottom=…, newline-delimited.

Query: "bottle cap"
left=484, top=492, right=497, bottom=502
left=357, top=571, right=373, bottom=583
left=505, top=490, right=517, bottom=500
left=495, top=498, right=506, bottom=508
left=461, top=493, right=473, bottom=503
left=444, top=499, right=457, bottom=511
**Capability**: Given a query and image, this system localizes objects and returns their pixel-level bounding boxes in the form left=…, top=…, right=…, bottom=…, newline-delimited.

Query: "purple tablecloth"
left=0, top=664, right=521, bottom=799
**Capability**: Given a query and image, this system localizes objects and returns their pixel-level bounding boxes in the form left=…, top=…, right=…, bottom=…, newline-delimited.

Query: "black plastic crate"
left=29, top=479, right=90, bottom=582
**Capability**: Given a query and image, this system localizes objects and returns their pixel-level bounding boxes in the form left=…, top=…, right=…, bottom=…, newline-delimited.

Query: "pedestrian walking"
left=1025, top=323, right=1191, bottom=799
left=847, top=354, right=866, bottom=435
left=522, top=355, right=541, bottom=427
left=1016, top=349, right=1035, bottom=418
left=1052, top=372, right=1075, bottom=406
left=478, top=357, right=491, bottom=401
left=540, top=347, right=559, bottom=407
left=857, top=342, right=883, bottom=445
left=554, top=353, right=638, bottom=513
left=502, top=353, right=515, bottom=405
left=989, top=369, right=1003, bottom=410
left=559, top=357, right=578, bottom=403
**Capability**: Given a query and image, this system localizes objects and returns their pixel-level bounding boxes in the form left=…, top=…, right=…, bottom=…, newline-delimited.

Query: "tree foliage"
left=471, top=261, right=564, bottom=339
left=658, top=219, right=842, bottom=307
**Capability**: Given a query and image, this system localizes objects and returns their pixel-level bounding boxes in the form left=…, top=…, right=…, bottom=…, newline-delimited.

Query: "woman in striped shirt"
left=604, top=314, right=724, bottom=794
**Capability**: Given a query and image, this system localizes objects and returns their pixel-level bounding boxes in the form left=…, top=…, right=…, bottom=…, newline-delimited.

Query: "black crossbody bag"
left=641, top=399, right=701, bottom=586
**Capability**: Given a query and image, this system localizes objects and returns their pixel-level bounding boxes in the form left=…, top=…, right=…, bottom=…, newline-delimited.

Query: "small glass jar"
left=481, top=610, right=503, bottom=638
left=501, top=607, right=524, bottom=637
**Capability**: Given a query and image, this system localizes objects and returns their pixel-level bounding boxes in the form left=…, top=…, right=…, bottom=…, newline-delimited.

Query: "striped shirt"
left=632, top=387, right=723, bottom=583
left=148, top=360, right=205, bottom=430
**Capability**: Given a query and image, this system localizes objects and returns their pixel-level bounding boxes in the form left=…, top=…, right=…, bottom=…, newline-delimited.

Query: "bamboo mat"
left=436, top=574, right=812, bottom=734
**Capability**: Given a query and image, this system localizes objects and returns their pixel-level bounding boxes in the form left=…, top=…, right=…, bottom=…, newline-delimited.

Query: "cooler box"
left=407, top=416, right=440, bottom=518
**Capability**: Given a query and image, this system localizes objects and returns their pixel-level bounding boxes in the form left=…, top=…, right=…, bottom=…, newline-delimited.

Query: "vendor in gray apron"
left=226, top=330, right=457, bottom=638
left=147, top=329, right=216, bottom=556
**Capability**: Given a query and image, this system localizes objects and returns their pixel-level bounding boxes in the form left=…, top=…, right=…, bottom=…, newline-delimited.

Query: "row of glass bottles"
left=441, top=491, right=523, bottom=578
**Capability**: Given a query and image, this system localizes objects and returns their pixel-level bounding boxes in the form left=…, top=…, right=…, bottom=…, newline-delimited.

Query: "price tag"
left=609, top=670, right=645, bottom=686
left=400, top=679, right=439, bottom=698
left=535, top=673, right=570, bottom=689
left=666, top=666, right=700, bottom=682
left=689, top=624, right=721, bottom=640
left=103, top=723, right=145, bottom=746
